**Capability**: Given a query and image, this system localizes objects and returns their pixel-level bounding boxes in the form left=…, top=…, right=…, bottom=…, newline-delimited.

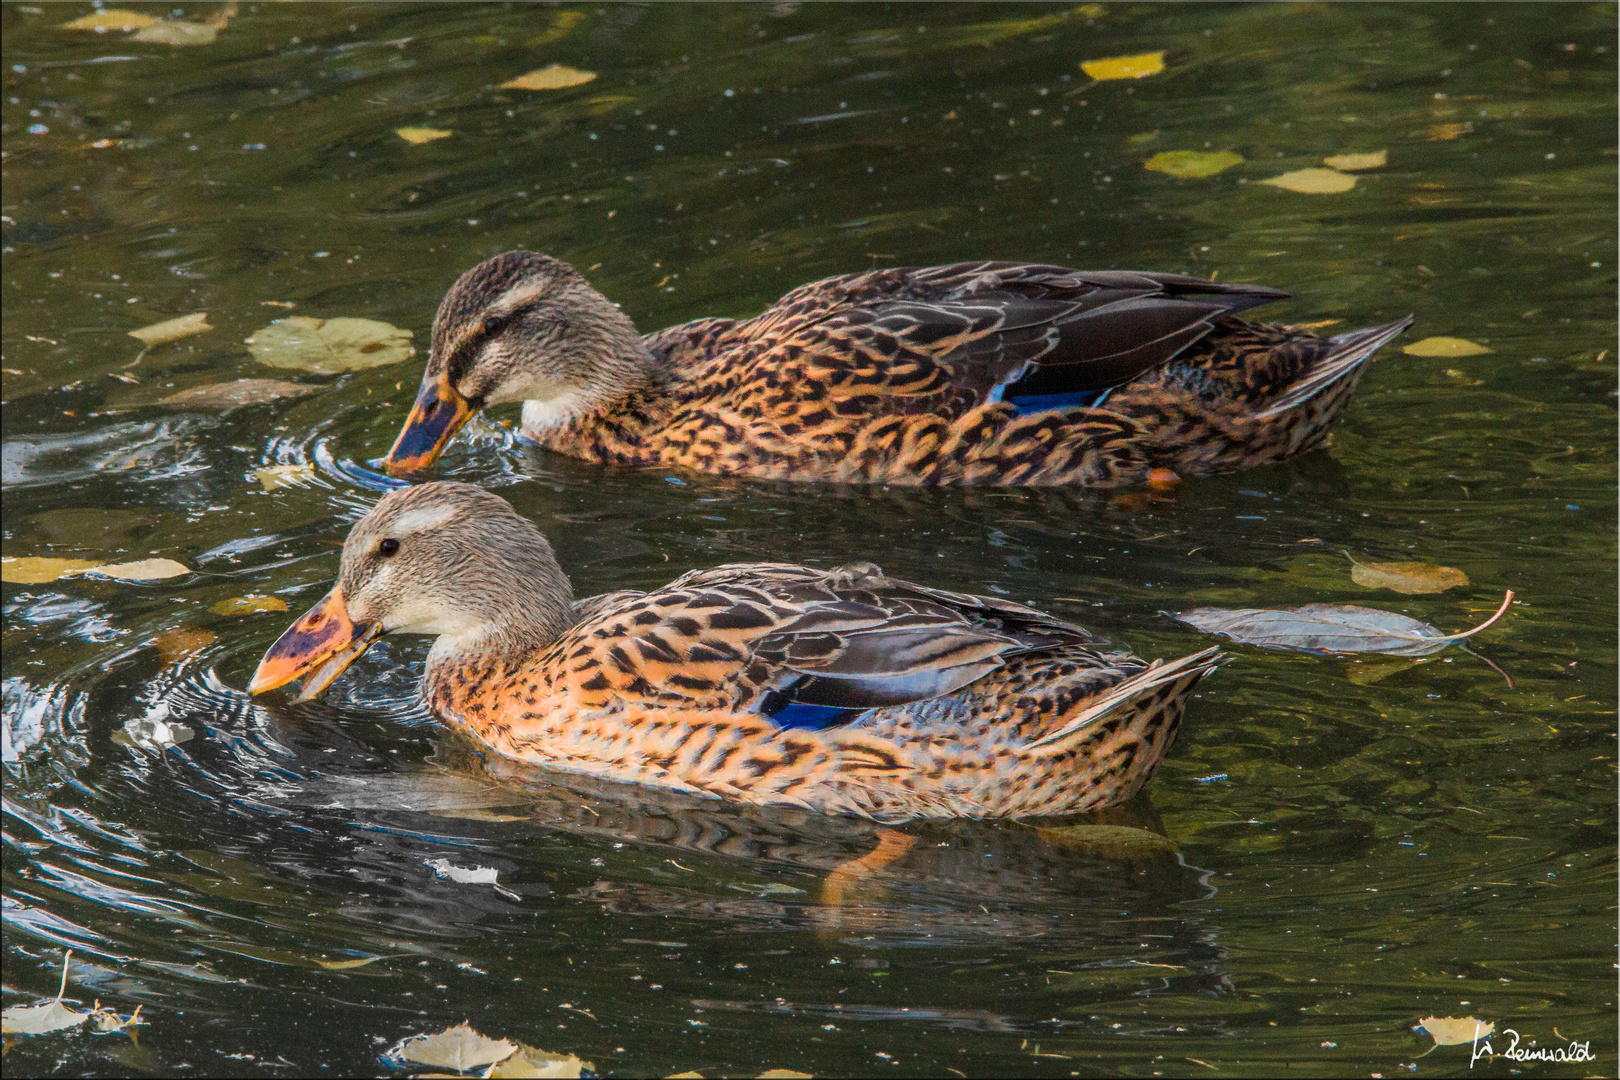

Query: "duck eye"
left=482, top=314, right=505, bottom=337
left=378, top=538, right=400, bottom=557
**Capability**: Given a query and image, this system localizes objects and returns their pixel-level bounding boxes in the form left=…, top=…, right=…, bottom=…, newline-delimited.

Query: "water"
left=3, top=3, right=1614, bottom=1075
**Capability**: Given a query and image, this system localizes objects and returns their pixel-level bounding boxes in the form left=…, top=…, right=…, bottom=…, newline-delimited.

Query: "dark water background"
left=3, top=3, right=1615, bottom=1076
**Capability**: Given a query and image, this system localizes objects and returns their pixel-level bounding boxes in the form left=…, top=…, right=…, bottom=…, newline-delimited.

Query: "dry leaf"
left=1347, top=555, right=1469, bottom=595
left=210, top=595, right=289, bottom=616
left=1080, top=51, right=1165, bottom=81
left=129, top=312, right=211, bottom=345
left=1425, top=122, right=1473, bottom=141
left=1174, top=591, right=1512, bottom=657
left=397, top=127, right=453, bottom=144
left=246, top=316, right=414, bottom=373
left=1323, top=150, right=1387, bottom=171
left=666, top=1074, right=706, bottom=1079
left=161, top=379, right=316, bottom=410
left=2, top=950, right=87, bottom=1036
left=501, top=65, right=597, bottom=91
left=254, top=463, right=318, bottom=490
left=398, top=1023, right=517, bottom=1072
left=90, top=1003, right=144, bottom=1034
left=1260, top=168, right=1357, bottom=194
left=756, top=1072, right=814, bottom=1079
left=1, top=556, right=102, bottom=584
left=490, top=1045, right=593, bottom=1078
left=133, top=20, right=217, bottom=45
left=84, top=558, right=191, bottom=581
left=155, top=627, right=216, bottom=665
left=62, top=9, right=156, bottom=31
left=312, top=955, right=393, bottom=971
left=1401, top=336, right=1491, bottom=357
left=1143, top=150, right=1243, bottom=179
left=1417, top=1016, right=1494, bottom=1046
left=1034, top=823, right=1177, bottom=859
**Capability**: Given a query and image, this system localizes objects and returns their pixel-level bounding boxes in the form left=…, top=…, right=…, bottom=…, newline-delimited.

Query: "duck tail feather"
left=1255, top=315, right=1414, bottom=419
left=1023, top=646, right=1222, bottom=754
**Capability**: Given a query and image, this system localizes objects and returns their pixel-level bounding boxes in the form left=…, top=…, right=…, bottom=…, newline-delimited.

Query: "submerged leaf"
left=161, top=379, right=316, bottom=410
left=1347, top=556, right=1469, bottom=595
left=397, top=127, right=453, bottom=144
left=1080, top=51, right=1165, bottom=81
left=2, top=556, right=102, bottom=584
left=1323, top=150, right=1387, bottom=171
left=129, top=312, right=211, bottom=345
left=501, top=65, right=597, bottom=91
left=84, top=558, right=191, bottom=581
left=398, top=1022, right=518, bottom=1072
left=1424, top=122, right=1473, bottom=141
left=154, top=627, right=216, bottom=665
left=1416, top=1016, right=1494, bottom=1046
left=1260, top=168, right=1357, bottom=194
left=210, top=595, right=290, bottom=616
left=1173, top=591, right=1512, bottom=656
left=62, top=9, right=156, bottom=31
left=254, top=463, right=318, bottom=490
left=246, top=316, right=414, bottom=374
left=1143, top=150, right=1243, bottom=179
left=1035, top=823, right=1177, bottom=859
left=1401, top=336, right=1492, bottom=357
left=132, top=20, right=217, bottom=45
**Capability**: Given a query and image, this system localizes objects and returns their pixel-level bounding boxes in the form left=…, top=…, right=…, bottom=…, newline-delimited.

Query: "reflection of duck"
left=384, top=252, right=1410, bottom=486
left=248, top=482, right=1219, bottom=822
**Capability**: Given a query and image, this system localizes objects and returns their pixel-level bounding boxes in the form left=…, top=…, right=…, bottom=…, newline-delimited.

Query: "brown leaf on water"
left=501, top=65, right=597, bottom=91
left=756, top=1072, right=814, bottom=1079
left=210, top=595, right=289, bottom=616
left=1401, top=336, right=1491, bottom=357
left=129, top=312, right=211, bottom=345
left=1080, top=51, right=1165, bottom=81
left=1144, top=150, right=1243, bottom=179
left=1424, top=122, right=1473, bottom=141
left=161, top=379, right=316, bottom=410
left=1416, top=1016, right=1494, bottom=1046
left=132, top=19, right=217, bottom=45
left=1, top=556, right=102, bottom=584
left=254, top=463, right=318, bottom=491
left=489, top=1044, right=593, bottom=1078
left=397, top=127, right=453, bottom=145
left=397, top=1022, right=517, bottom=1072
left=1323, top=150, right=1387, bottom=171
left=84, top=558, right=192, bottom=581
left=1260, top=168, right=1357, bottom=194
left=155, top=627, right=216, bottom=665
left=62, top=9, right=156, bottom=31
left=1347, top=554, right=1469, bottom=595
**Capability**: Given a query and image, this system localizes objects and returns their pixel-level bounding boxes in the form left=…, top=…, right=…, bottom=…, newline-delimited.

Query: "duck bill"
left=248, top=586, right=381, bottom=702
left=384, top=372, right=475, bottom=473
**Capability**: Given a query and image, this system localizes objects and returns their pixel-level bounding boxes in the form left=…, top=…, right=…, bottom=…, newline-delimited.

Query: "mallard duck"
left=248, top=482, right=1220, bottom=822
left=383, top=252, right=1410, bottom=486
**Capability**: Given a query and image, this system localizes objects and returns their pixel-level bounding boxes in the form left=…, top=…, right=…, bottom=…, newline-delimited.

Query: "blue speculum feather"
left=1005, top=388, right=1113, bottom=415
left=759, top=698, right=861, bottom=731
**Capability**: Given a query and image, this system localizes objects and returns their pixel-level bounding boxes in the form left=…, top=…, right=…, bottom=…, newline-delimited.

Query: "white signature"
left=1471, top=1027, right=1595, bottom=1066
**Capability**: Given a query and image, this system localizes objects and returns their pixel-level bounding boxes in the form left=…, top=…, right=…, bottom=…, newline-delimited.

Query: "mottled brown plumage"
left=384, top=252, right=1411, bottom=486
left=249, top=483, right=1221, bottom=822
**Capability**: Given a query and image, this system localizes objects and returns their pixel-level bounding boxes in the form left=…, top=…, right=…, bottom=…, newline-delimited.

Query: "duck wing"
left=728, top=262, right=1290, bottom=414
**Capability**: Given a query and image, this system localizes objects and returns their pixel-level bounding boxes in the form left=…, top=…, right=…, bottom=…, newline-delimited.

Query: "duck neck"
left=421, top=573, right=578, bottom=705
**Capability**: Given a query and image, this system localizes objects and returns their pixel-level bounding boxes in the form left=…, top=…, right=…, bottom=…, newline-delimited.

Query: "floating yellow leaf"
left=1034, top=823, right=1177, bottom=859
left=399, top=1023, right=517, bottom=1072
left=1424, top=122, right=1472, bottom=141
left=246, top=316, right=414, bottom=373
left=666, top=1073, right=706, bottom=1079
left=312, top=955, right=395, bottom=971
left=1324, top=150, right=1387, bottom=171
left=757, top=1072, right=814, bottom=1079
left=210, top=595, right=289, bottom=616
left=397, top=127, right=453, bottom=145
left=1260, top=168, right=1356, bottom=194
left=62, top=9, right=156, bottom=31
left=133, top=20, right=217, bottom=45
left=1417, top=1016, right=1494, bottom=1046
left=490, top=1045, right=593, bottom=1078
left=161, top=379, right=316, bottom=410
left=1347, top=556, right=1469, bottom=595
left=1080, top=50, right=1164, bottom=81
left=254, top=463, right=317, bottom=490
left=85, top=558, right=192, bottom=581
left=129, top=312, right=211, bottom=345
left=1144, top=149, right=1243, bottom=179
left=2, top=557, right=102, bottom=584
left=1401, top=336, right=1491, bottom=357
left=501, top=65, right=597, bottom=91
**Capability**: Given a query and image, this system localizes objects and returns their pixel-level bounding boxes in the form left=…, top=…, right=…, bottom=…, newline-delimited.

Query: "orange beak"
left=248, top=586, right=382, bottom=702
left=383, top=371, right=476, bottom=474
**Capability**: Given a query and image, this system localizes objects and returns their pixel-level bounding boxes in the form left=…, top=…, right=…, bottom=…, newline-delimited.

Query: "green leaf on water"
left=246, top=316, right=414, bottom=374
left=1144, top=150, right=1243, bottom=179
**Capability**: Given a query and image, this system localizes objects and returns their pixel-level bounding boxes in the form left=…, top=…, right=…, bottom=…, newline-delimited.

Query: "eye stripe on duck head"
left=430, top=251, right=578, bottom=375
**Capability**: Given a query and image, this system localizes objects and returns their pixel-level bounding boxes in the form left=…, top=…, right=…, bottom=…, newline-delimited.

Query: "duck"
left=383, top=252, right=1411, bottom=486
left=248, top=482, right=1221, bottom=822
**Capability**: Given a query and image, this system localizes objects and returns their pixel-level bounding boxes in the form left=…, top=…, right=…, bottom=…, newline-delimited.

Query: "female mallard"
left=248, top=482, right=1220, bottom=822
left=384, top=252, right=1410, bottom=486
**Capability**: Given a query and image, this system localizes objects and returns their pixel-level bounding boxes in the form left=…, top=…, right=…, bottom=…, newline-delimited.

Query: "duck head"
left=248, top=482, right=575, bottom=700
left=384, top=252, right=652, bottom=473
